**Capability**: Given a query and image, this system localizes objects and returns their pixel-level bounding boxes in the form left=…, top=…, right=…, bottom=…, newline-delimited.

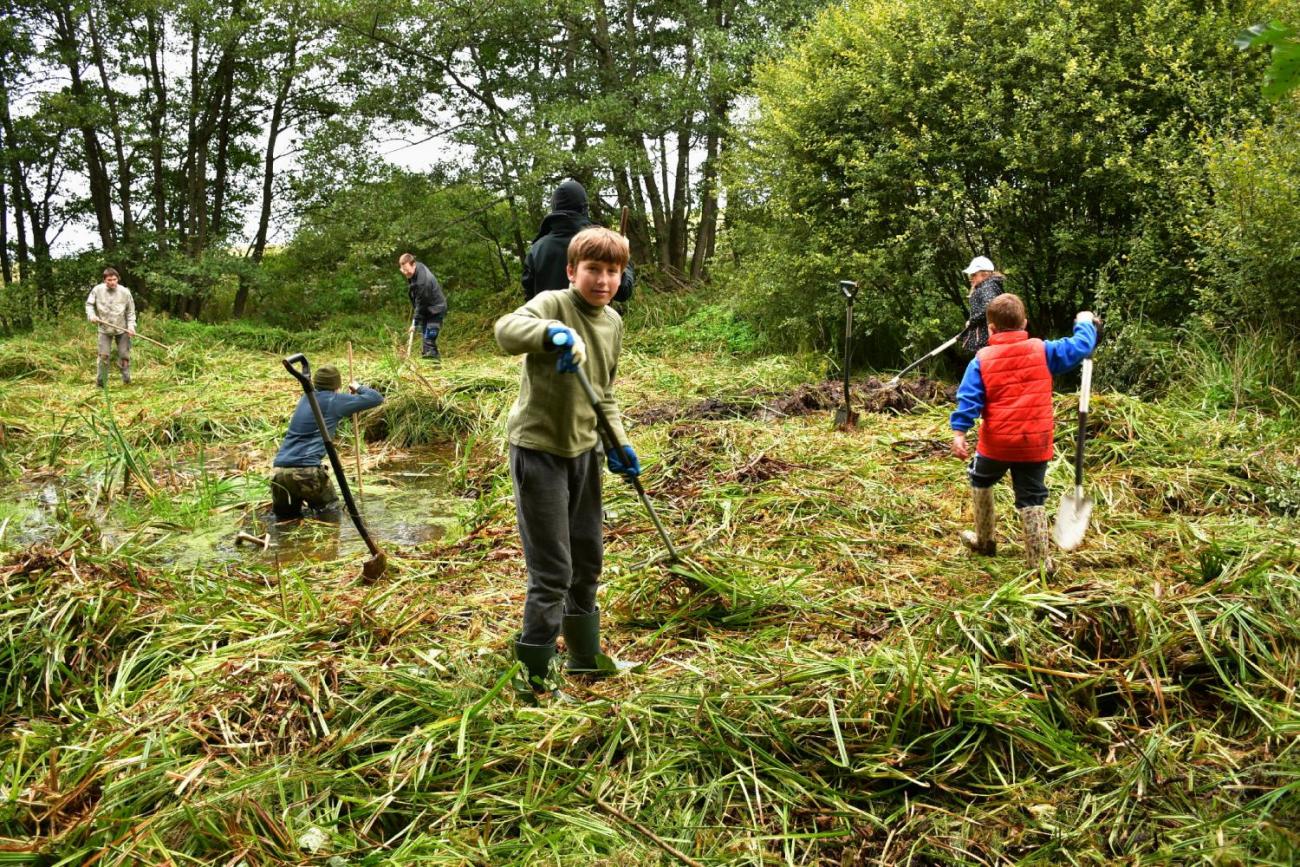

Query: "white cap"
left=962, top=255, right=995, bottom=275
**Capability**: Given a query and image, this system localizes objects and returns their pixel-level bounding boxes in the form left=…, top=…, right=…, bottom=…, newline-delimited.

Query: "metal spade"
left=834, top=280, right=860, bottom=429
left=1054, top=346, right=1096, bottom=551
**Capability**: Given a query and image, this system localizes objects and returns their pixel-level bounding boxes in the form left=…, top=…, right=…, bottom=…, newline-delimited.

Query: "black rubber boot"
left=562, top=608, right=633, bottom=676
left=514, top=638, right=556, bottom=693
left=120, top=361, right=131, bottom=384
left=96, top=361, right=108, bottom=388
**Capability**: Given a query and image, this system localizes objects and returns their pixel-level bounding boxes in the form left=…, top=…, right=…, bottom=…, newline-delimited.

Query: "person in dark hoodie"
left=398, top=253, right=448, bottom=360
left=522, top=180, right=633, bottom=303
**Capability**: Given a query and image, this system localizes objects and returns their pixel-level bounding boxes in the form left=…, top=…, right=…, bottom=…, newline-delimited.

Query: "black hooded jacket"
left=521, top=180, right=634, bottom=302
left=407, top=261, right=447, bottom=320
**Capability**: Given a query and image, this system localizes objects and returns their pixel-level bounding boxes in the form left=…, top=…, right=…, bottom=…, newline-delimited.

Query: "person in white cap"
left=960, top=255, right=1005, bottom=353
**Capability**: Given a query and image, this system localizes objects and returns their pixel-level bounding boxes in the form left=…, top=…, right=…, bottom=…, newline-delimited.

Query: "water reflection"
left=1, top=447, right=464, bottom=569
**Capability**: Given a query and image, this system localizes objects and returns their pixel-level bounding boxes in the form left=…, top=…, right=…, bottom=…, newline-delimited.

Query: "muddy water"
left=0, top=479, right=63, bottom=549
left=0, top=448, right=467, bottom=569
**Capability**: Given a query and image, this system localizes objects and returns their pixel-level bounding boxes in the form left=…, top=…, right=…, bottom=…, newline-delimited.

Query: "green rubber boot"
left=562, top=609, right=634, bottom=676
left=514, top=639, right=556, bottom=694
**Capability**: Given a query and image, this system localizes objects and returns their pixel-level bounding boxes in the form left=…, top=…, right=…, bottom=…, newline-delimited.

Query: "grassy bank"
left=0, top=311, right=1298, bottom=864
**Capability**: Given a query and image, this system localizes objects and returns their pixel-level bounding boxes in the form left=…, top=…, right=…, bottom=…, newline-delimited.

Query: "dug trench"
left=629, top=376, right=955, bottom=424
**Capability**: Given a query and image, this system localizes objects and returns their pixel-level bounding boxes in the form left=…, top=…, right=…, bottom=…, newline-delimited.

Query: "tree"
left=731, top=0, right=1280, bottom=361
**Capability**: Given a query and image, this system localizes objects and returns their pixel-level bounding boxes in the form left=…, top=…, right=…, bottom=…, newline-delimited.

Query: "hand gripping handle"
left=282, top=354, right=313, bottom=389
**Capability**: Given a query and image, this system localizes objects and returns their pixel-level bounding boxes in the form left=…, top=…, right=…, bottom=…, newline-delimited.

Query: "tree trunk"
left=87, top=6, right=135, bottom=248
left=238, top=29, right=300, bottom=318
left=0, top=90, right=29, bottom=278
left=210, top=45, right=238, bottom=237
left=636, top=138, right=669, bottom=268
left=0, top=122, right=9, bottom=285
left=690, top=90, right=726, bottom=282
left=664, top=35, right=695, bottom=275
left=145, top=8, right=169, bottom=252
left=53, top=6, right=117, bottom=253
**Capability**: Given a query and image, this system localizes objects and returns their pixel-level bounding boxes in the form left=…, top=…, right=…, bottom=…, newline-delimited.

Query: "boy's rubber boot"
left=514, top=638, right=557, bottom=697
left=120, top=361, right=131, bottom=384
left=96, top=361, right=108, bottom=388
left=959, top=486, right=997, bottom=555
left=1019, top=505, right=1056, bottom=576
left=563, top=609, right=634, bottom=676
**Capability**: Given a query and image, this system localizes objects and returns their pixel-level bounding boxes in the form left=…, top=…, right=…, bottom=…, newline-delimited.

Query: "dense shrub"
left=1189, top=112, right=1300, bottom=332
left=729, top=0, right=1286, bottom=363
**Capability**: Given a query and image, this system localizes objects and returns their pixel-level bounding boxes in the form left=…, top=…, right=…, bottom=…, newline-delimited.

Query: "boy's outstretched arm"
left=1044, top=313, right=1099, bottom=375
left=950, top=358, right=985, bottom=458
left=494, top=299, right=553, bottom=355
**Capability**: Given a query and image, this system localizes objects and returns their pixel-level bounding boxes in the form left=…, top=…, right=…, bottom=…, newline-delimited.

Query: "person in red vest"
left=950, top=293, right=1098, bottom=574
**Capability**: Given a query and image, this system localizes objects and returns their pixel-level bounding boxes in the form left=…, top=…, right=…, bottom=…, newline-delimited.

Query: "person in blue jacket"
left=271, top=364, right=384, bottom=520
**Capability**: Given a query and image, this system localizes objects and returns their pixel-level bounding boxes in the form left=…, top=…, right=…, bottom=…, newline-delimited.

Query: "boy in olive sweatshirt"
left=494, top=226, right=640, bottom=693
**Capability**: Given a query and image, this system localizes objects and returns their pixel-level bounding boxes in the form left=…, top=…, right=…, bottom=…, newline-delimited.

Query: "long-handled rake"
left=551, top=332, right=678, bottom=563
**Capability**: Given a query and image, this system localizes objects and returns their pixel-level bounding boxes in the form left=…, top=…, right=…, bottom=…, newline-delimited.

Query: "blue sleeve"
left=337, top=386, right=384, bottom=415
left=950, top=358, right=985, bottom=431
left=1045, top=321, right=1097, bottom=375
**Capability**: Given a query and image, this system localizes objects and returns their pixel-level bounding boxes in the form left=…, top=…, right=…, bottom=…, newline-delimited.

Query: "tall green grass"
left=0, top=308, right=1297, bottom=864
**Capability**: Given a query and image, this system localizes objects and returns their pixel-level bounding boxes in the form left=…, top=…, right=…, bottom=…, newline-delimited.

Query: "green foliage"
left=1092, top=319, right=1179, bottom=397
left=1236, top=19, right=1300, bottom=99
left=1189, top=112, right=1300, bottom=331
left=733, top=0, right=1281, bottom=361
left=261, top=172, right=516, bottom=329
left=658, top=303, right=763, bottom=355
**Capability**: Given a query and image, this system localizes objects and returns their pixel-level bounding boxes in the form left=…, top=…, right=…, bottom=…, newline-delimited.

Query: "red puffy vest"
left=975, top=331, right=1054, bottom=462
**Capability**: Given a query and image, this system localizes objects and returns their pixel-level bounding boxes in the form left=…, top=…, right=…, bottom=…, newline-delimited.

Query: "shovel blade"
left=361, top=552, right=387, bottom=582
left=1053, top=490, right=1093, bottom=551
left=834, top=406, right=859, bottom=429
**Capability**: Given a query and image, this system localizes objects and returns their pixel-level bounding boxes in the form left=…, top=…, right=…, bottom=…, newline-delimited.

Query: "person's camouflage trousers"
left=271, top=466, right=337, bottom=518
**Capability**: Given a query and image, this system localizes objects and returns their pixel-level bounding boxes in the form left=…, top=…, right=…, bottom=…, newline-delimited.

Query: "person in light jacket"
left=85, top=267, right=136, bottom=386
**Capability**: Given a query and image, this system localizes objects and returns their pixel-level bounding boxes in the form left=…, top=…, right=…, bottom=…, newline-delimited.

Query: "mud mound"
left=631, top=377, right=954, bottom=425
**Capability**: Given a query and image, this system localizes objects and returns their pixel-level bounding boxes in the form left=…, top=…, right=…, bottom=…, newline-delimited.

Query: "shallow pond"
left=0, top=447, right=467, bottom=569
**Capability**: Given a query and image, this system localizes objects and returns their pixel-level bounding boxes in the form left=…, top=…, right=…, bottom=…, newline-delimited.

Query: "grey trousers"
left=510, top=444, right=603, bottom=645
left=97, top=332, right=132, bottom=364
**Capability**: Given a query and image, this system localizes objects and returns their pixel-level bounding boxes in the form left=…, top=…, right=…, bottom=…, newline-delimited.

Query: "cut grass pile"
left=0, top=314, right=1297, bottom=864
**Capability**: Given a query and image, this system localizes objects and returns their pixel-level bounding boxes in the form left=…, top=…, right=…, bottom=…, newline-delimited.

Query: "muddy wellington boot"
left=959, top=486, right=997, bottom=556
left=1019, top=505, right=1056, bottom=576
left=514, top=638, right=557, bottom=696
left=96, top=361, right=108, bottom=388
left=562, top=609, right=634, bottom=676
left=120, top=361, right=131, bottom=385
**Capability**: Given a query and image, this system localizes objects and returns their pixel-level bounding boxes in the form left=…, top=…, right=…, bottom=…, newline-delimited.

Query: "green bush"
left=1189, top=112, right=1300, bottom=332
left=731, top=0, right=1282, bottom=360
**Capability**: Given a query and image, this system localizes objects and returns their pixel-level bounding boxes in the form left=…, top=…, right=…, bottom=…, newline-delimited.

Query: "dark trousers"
left=415, top=313, right=445, bottom=358
left=968, top=455, right=1048, bottom=508
left=510, top=444, right=603, bottom=645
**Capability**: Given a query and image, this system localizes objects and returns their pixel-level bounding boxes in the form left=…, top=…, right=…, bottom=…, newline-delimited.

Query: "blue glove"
left=544, top=324, right=586, bottom=374
left=606, top=444, right=641, bottom=479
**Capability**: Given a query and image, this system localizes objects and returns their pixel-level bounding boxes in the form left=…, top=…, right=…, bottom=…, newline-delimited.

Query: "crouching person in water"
left=271, top=364, right=383, bottom=520
left=494, top=226, right=638, bottom=697
left=950, top=293, right=1097, bottom=575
